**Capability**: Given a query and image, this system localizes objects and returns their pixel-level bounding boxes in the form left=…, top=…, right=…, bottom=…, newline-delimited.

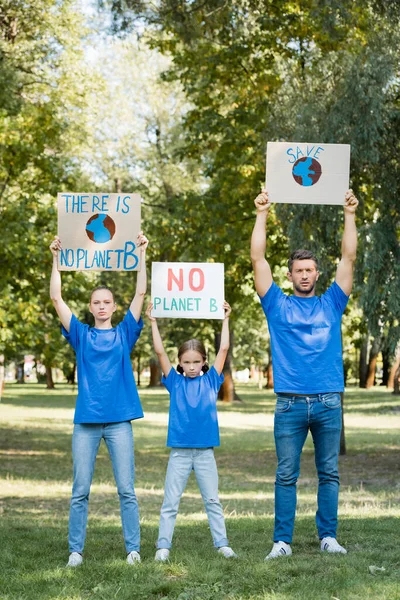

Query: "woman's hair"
left=90, top=285, right=115, bottom=302
left=177, top=339, right=209, bottom=374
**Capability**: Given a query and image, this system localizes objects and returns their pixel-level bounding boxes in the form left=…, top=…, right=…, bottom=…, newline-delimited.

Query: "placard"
left=151, top=262, right=224, bottom=319
left=266, top=142, right=350, bottom=205
left=57, top=193, right=141, bottom=271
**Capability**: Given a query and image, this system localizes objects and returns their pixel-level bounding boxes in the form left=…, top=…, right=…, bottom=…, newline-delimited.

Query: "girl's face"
left=89, top=289, right=116, bottom=323
left=179, top=350, right=205, bottom=378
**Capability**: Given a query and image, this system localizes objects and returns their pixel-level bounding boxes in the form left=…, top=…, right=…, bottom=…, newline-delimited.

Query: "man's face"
left=287, top=259, right=319, bottom=296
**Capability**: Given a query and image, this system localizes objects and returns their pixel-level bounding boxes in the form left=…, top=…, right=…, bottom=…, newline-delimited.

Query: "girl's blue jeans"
left=273, top=393, right=342, bottom=543
left=69, top=422, right=140, bottom=553
left=157, top=448, right=229, bottom=549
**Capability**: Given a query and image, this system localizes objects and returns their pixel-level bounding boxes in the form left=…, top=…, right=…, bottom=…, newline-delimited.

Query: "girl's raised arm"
left=213, top=302, right=231, bottom=376
left=130, top=232, right=148, bottom=322
left=49, top=236, right=73, bottom=332
left=146, top=303, right=172, bottom=377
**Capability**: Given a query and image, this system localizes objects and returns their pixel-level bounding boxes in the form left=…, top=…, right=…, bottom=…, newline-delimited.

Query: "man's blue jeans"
left=157, top=448, right=229, bottom=549
left=273, top=393, right=342, bottom=543
left=69, top=422, right=140, bottom=553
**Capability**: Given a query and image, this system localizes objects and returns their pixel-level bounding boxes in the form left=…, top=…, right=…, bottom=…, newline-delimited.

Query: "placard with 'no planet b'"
left=266, top=142, right=351, bottom=205
left=151, top=262, right=225, bottom=319
left=57, top=193, right=142, bottom=271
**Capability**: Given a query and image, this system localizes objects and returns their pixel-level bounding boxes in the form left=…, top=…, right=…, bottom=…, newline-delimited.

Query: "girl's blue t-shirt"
left=62, top=311, right=144, bottom=424
left=162, top=366, right=224, bottom=448
left=260, top=281, right=349, bottom=394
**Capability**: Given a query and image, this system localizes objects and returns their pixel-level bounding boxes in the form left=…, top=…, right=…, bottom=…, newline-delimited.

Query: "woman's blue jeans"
left=69, top=422, right=140, bottom=553
left=157, top=448, right=229, bottom=550
left=273, top=393, right=342, bottom=543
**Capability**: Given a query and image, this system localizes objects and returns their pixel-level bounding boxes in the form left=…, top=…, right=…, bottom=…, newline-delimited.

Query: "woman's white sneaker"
left=320, top=537, right=347, bottom=554
left=155, top=549, right=170, bottom=562
left=66, top=552, right=83, bottom=567
left=218, top=546, right=238, bottom=558
left=127, top=550, right=141, bottom=564
left=265, top=541, right=292, bottom=560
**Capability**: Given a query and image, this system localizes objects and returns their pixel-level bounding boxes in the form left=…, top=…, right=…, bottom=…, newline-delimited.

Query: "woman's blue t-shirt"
left=162, top=366, right=224, bottom=448
left=260, top=281, right=349, bottom=394
left=62, top=311, right=144, bottom=424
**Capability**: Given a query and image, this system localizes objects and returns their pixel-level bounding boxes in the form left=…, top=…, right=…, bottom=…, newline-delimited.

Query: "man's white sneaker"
left=265, top=541, right=292, bottom=560
left=66, top=552, right=83, bottom=567
left=320, top=537, right=347, bottom=554
left=127, top=550, right=141, bottom=564
left=217, top=546, right=238, bottom=558
left=155, top=549, right=170, bottom=562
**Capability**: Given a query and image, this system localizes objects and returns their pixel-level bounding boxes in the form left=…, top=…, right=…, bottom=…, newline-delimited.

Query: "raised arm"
left=49, top=236, right=72, bottom=332
left=145, top=303, right=172, bottom=377
left=251, top=190, right=273, bottom=297
left=214, top=302, right=231, bottom=376
left=130, top=232, right=148, bottom=322
left=335, top=190, right=358, bottom=296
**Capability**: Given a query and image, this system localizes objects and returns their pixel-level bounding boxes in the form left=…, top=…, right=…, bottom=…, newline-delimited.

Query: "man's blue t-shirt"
left=260, top=281, right=349, bottom=394
left=62, top=311, right=144, bottom=424
left=162, top=366, right=224, bottom=448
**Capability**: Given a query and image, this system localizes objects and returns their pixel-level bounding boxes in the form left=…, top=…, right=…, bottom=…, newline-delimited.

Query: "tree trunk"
left=381, top=346, right=391, bottom=387
left=265, top=348, right=274, bottom=389
left=365, top=338, right=380, bottom=389
left=66, top=361, right=76, bottom=385
left=215, top=331, right=241, bottom=402
left=388, top=357, right=400, bottom=389
left=149, top=356, right=162, bottom=387
left=339, top=392, right=346, bottom=455
left=393, top=363, right=400, bottom=396
left=137, top=353, right=141, bottom=387
left=16, top=361, right=25, bottom=384
left=359, top=336, right=369, bottom=388
left=45, top=365, right=55, bottom=389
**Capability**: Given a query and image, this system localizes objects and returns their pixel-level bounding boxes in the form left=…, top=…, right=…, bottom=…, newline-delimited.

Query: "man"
left=251, top=189, right=358, bottom=559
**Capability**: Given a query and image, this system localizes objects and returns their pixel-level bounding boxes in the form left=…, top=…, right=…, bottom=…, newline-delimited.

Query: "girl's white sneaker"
left=155, top=548, right=170, bottom=562
left=218, top=546, right=238, bottom=558
left=66, top=552, right=83, bottom=567
left=265, top=541, right=292, bottom=560
left=127, top=550, right=141, bottom=564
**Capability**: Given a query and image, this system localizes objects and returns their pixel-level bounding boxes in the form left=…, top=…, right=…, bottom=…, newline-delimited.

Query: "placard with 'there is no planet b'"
left=57, top=193, right=142, bottom=271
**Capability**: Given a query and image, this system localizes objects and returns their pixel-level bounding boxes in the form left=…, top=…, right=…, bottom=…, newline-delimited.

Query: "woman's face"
left=179, top=349, right=205, bottom=378
left=89, top=289, right=116, bottom=322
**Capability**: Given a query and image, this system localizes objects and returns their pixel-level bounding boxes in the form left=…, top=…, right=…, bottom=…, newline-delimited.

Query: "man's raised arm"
left=251, top=190, right=273, bottom=297
left=335, top=189, right=359, bottom=296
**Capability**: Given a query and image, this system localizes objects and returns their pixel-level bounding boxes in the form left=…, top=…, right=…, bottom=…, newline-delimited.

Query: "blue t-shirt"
left=260, top=281, right=349, bottom=394
left=162, top=366, right=224, bottom=448
left=62, top=311, right=144, bottom=424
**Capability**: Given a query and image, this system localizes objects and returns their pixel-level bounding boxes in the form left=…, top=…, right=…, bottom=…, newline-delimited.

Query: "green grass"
left=1, top=383, right=400, bottom=600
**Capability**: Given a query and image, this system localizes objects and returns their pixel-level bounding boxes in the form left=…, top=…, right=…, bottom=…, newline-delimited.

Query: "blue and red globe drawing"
left=292, top=157, right=322, bottom=186
left=85, top=214, right=116, bottom=243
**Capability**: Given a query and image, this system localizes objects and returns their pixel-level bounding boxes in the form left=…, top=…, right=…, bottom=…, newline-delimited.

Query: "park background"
left=0, top=1, right=399, bottom=599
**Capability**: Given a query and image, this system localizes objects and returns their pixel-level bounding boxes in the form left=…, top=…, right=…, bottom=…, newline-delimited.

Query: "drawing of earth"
left=85, top=214, right=116, bottom=243
left=292, top=157, right=322, bottom=186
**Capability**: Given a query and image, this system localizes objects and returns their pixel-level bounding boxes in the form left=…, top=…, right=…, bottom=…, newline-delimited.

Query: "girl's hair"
left=90, top=285, right=115, bottom=302
left=177, top=339, right=209, bottom=374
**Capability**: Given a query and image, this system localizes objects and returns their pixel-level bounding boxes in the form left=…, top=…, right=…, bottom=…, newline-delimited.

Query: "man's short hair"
left=288, top=249, right=319, bottom=272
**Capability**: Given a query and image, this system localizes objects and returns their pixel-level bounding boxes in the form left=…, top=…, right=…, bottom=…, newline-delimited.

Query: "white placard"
left=57, top=193, right=141, bottom=271
left=266, top=142, right=350, bottom=205
left=151, top=262, right=224, bottom=319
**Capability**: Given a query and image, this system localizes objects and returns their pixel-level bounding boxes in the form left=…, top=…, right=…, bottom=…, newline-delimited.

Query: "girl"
left=49, top=233, right=148, bottom=567
left=146, top=301, right=237, bottom=561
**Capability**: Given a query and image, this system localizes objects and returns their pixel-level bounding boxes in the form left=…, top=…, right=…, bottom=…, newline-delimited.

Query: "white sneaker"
left=320, top=537, right=347, bottom=554
left=265, top=541, right=292, bottom=560
left=155, top=548, right=170, bottom=562
left=127, top=550, right=141, bottom=564
left=218, top=546, right=238, bottom=558
left=66, top=552, right=83, bottom=567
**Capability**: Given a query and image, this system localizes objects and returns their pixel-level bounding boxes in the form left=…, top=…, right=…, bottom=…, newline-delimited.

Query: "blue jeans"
left=273, top=393, right=342, bottom=543
left=157, top=448, right=229, bottom=549
left=69, top=422, right=139, bottom=553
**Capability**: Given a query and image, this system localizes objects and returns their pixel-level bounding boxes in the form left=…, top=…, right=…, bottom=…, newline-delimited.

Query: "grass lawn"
left=0, top=383, right=399, bottom=600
